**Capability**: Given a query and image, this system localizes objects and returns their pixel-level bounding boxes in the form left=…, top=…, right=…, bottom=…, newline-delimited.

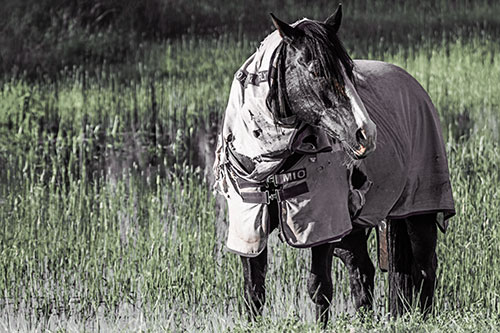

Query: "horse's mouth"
left=354, top=145, right=367, bottom=158
left=352, top=143, right=375, bottom=159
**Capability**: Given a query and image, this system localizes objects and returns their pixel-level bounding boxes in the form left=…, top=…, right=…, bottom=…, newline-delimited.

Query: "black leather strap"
left=240, top=182, right=309, bottom=204
left=277, top=182, right=309, bottom=201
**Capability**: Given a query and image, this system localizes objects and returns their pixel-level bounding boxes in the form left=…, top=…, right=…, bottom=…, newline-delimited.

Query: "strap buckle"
left=266, top=174, right=276, bottom=185
left=263, top=190, right=279, bottom=205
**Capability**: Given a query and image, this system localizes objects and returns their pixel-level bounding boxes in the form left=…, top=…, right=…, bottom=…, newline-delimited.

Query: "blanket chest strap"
left=239, top=182, right=309, bottom=204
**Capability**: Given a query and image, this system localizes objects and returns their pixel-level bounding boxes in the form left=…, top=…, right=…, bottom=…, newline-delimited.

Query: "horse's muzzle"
left=353, top=127, right=376, bottom=159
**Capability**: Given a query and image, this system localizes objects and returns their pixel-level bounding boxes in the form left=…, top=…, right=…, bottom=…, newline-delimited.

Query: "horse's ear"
left=324, top=3, right=342, bottom=33
left=270, top=13, right=300, bottom=45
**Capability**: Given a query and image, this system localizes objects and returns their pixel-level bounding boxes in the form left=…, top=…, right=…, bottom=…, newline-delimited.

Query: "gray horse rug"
left=214, top=27, right=455, bottom=257
left=352, top=60, right=455, bottom=229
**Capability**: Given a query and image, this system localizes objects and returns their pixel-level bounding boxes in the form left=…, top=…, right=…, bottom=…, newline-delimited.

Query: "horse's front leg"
left=240, top=247, right=268, bottom=321
left=333, top=227, right=375, bottom=314
left=308, top=243, right=334, bottom=328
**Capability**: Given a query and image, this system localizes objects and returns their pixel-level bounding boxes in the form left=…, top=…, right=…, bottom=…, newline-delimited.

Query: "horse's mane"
left=267, top=19, right=355, bottom=125
left=297, top=20, right=355, bottom=93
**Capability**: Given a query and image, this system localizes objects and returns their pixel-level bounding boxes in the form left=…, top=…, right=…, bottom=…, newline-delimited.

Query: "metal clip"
left=263, top=189, right=278, bottom=204
left=263, top=190, right=270, bottom=204
left=266, top=174, right=276, bottom=185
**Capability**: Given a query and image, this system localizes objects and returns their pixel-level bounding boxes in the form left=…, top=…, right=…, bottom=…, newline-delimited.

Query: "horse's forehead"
left=292, top=17, right=312, bottom=27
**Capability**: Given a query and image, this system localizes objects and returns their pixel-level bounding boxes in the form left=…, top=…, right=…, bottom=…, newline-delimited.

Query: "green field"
left=1, top=1, right=500, bottom=332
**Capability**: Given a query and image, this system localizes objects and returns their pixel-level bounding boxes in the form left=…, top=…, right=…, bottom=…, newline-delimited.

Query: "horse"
left=213, top=4, right=455, bottom=327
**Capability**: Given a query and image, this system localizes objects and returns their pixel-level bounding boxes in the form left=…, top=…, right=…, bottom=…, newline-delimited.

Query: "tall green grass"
left=1, top=15, right=500, bottom=333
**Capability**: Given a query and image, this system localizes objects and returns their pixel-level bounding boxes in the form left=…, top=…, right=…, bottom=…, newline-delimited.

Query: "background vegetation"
left=0, top=0, right=499, bottom=331
left=2, top=0, right=499, bottom=77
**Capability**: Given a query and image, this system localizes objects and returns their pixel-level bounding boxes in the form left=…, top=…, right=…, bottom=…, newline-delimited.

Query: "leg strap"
left=377, top=220, right=389, bottom=272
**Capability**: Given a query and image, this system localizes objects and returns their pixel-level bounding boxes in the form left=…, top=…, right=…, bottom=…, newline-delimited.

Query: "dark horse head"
left=269, top=5, right=376, bottom=159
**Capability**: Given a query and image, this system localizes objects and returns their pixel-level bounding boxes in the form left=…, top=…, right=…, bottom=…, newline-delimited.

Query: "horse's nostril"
left=356, top=128, right=367, bottom=143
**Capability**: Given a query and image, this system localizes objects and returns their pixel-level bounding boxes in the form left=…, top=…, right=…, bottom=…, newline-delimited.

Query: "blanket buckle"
left=266, top=174, right=276, bottom=185
left=263, top=189, right=280, bottom=204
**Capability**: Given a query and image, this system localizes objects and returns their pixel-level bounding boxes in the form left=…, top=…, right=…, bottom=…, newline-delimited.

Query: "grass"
left=1, top=3, right=500, bottom=332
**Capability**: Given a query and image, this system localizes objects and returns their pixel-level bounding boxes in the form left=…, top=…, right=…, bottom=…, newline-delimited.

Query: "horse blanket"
left=353, top=60, right=455, bottom=227
left=214, top=29, right=455, bottom=257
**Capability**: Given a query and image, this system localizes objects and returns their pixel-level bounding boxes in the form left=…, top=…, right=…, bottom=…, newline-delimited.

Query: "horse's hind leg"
left=387, top=218, right=413, bottom=316
left=308, top=243, right=334, bottom=327
left=333, top=227, right=375, bottom=314
left=388, top=214, right=437, bottom=317
left=240, top=248, right=268, bottom=321
left=406, top=213, right=438, bottom=316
